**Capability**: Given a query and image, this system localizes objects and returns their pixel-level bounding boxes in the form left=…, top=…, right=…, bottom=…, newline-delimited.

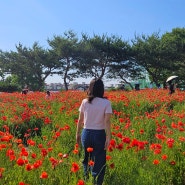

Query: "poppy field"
left=0, top=89, right=185, bottom=185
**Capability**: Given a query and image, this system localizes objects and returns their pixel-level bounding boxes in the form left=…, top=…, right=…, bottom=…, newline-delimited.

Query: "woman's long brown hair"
left=87, top=78, right=104, bottom=103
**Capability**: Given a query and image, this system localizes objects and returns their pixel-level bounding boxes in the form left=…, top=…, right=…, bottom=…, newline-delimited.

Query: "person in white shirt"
left=76, top=78, right=112, bottom=185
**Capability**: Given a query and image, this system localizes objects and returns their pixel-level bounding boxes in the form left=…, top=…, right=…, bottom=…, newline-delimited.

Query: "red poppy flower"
left=150, top=143, right=162, bottom=150
left=48, top=147, right=53, bottom=152
left=6, top=149, right=14, bottom=157
left=33, top=160, right=42, bottom=169
left=154, top=149, right=161, bottom=155
left=170, top=160, right=176, bottom=165
left=109, top=163, right=115, bottom=169
left=116, top=132, right=123, bottom=138
left=31, top=153, right=37, bottom=159
left=179, top=127, right=184, bottom=132
left=106, top=155, right=112, bottom=161
left=63, top=125, right=70, bottom=130
left=119, top=118, right=124, bottom=123
left=161, top=118, right=165, bottom=123
left=153, top=159, right=160, bottom=165
left=17, top=158, right=25, bottom=166
left=109, top=139, right=116, bottom=148
left=0, top=168, right=4, bottom=178
left=44, top=117, right=51, bottom=124
left=155, top=134, right=166, bottom=140
left=40, top=171, right=48, bottom=179
left=71, top=162, right=80, bottom=173
left=88, top=160, right=94, bottom=166
left=140, top=129, right=144, bottom=134
left=21, top=150, right=29, bottom=157
left=108, top=146, right=113, bottom=152
left=171, top=122, right=178, bottom=129
left=87, top=147, right=93, bottom=153
left=116, top=143, right=123, bottom=151
left=58, top=152, right=63, bottom=158
left=41, top=148, right=48, bottom=157
left=166, top=138, right=174, bottom=148
left=55, top=131, right=61, bottom=137
left=179, top=136, right=185, bottom=142
left=122, top=137, right=131, bottom=144
left=25, top=164, right=32, bottom=171
left=9, top=155, right=16, bottom=161
left=1, top=116, right=7, bottom=121
left=77, top=179, right=85, bottom=185
left=73, top=149, right=79, bottom=154
left=19, top=182, right=28, bottom=185
left=1, top=135, right=12, bottom=142
left=38, top=144, right=43, bottom=148
left=34, top=127, right=39, bottom=131
left=27, top=139, right=35, bottom=146
left=49, top=157, right=58, bottom=168
left=0, top=144, right=6, bottom=149
left=16, top=139, right=23, bottom=144
left=161, top=154, right=168, bottom=160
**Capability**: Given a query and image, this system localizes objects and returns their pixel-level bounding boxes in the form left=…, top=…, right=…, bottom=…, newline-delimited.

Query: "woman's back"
left=80, top=97, right=112, bottom=130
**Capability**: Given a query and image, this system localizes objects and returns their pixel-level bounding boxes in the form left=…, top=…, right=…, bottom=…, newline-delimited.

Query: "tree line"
left=0, top=28, right=184, bottom=91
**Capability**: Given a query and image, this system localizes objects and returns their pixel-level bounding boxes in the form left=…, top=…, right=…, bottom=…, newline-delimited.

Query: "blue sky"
left=0, top=0, right=185, bottom=84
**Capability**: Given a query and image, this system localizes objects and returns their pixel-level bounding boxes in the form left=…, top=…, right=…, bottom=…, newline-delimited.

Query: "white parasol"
left=166, top=75, right=178, bottom=83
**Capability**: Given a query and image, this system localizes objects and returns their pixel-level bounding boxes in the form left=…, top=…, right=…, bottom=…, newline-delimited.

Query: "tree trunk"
left=64, top=77, right=68, bottom=91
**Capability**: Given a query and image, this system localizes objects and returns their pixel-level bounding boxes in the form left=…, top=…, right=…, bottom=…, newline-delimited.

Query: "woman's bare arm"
left=104, top=113, right=112, bottom=150
left=76, top=111, right=84, bottom=144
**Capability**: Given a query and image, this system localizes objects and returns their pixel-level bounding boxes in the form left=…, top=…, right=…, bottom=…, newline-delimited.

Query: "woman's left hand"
left=104, top=137, right=110, bottom=150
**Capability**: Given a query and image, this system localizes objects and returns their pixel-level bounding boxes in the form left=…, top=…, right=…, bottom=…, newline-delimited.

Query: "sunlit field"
left=0, top=89, right=184, bottom=185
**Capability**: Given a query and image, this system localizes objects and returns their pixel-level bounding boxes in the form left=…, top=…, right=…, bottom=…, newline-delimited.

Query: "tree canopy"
left=0, top=28, right=184, bottom=91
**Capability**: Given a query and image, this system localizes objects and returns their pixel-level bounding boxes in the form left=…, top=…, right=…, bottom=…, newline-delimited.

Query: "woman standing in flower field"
left=76, top=78, right=112, bottom=185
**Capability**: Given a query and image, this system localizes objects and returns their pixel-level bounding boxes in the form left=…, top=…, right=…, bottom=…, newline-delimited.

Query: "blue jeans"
left=81, top=129, right=106, bottom=185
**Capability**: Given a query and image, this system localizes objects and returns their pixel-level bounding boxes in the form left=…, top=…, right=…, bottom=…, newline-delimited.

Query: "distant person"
left=157, top=83, right=161, bottom=89
left=76, top=78, right=112, bottom=185
left=22, top=89, right=28, bottom=95
left=45, top=91, right=51, bottom=99
left=120, top=84, right=125, bottom=90
left=168, top=80, right=176, bottom=94
left=135, top=83, right=140, bottom=91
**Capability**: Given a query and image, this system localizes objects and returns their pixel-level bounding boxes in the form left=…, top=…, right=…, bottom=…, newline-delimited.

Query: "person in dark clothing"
left=22, top=89, right=28, bottom=95
left=135, top=83, right=140, bottom=91
left=45, top=91, right=51, bottom=98
left=168, top=80, right=175, bottom=94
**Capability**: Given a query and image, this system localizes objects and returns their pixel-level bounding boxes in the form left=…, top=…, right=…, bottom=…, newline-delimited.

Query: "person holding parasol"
left=166, top=75, right=178, bottom=94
